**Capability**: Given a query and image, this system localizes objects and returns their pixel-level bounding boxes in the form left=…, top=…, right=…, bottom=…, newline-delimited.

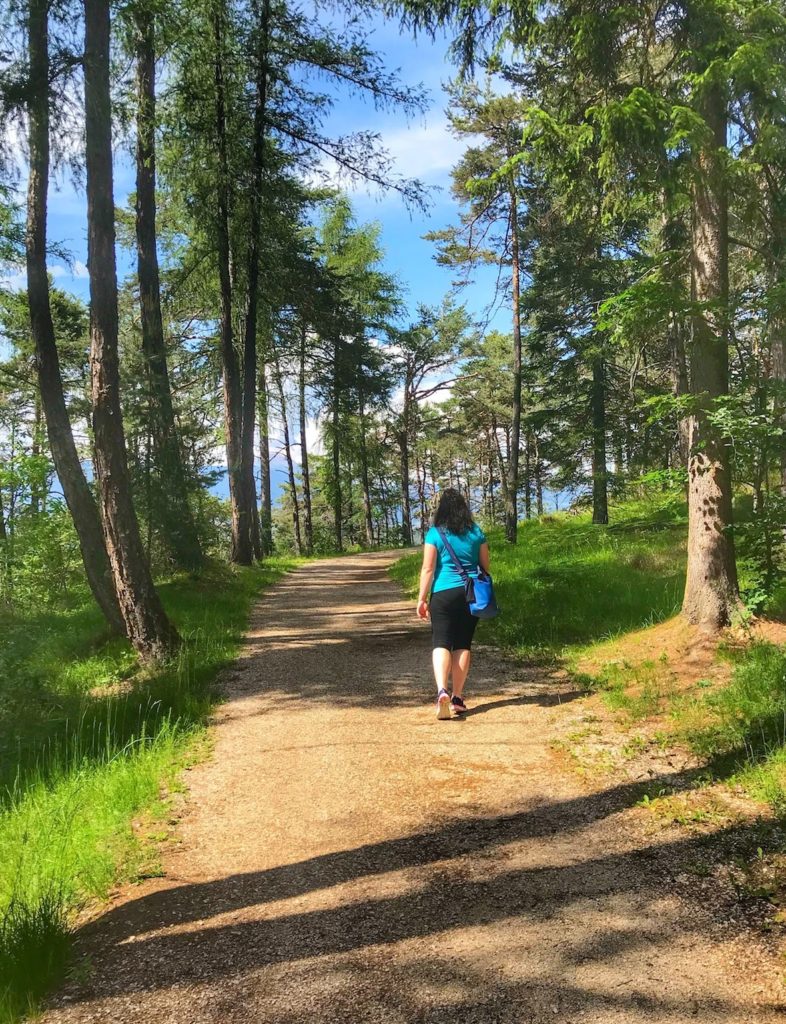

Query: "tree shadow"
left=55, top=767, right=784, bottom=1019
left=87, top=770, right=694, bottom=941
left=38, top=553, right=786, bottom=1019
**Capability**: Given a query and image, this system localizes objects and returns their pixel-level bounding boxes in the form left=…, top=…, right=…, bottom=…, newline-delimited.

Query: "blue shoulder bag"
left=437, top=527, right=499, bottom=620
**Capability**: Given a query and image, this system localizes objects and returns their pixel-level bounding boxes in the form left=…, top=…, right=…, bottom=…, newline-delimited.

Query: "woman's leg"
left=432, top=647, right=451, bottom=692
left=451, top=649, right=471, bottom=697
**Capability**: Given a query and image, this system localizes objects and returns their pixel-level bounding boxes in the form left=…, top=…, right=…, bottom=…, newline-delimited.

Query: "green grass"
left=390, top=495, right=688, bottom=660
left=393, top=496, right=786, bottom=816
left=597, top=658, right=677, bottom=721
left=0, top=556, right=298, bottom=1023
left=671, top=643, right=786, bottom=809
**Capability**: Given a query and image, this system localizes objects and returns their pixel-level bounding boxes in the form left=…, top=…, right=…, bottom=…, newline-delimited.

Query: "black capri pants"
left=430, top=586, right=479, bottom=651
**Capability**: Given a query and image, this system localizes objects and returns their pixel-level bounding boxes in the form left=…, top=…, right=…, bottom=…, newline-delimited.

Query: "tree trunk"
left=25, top=0, right=125, bottom=634
left=591, top=354, right=609, bottom=525
left=212, top=3, right=250, bottom=565
left=399, top=437, right=413, bottom=547
left=682, top=79, right=739, bottom=628
left=298, top=320, right=313, bottom=554
left=258, top=361, right=273, bottom=555
left=505, top=179, right=523, bottom=543
left=767, top=199, right=786, bottom=492
left=480, top=452, right=488, bottom=520
left=84, top=0, right=177, bottom=660
left=523, top=432, right=531, bottom=519
left=772, top=326, right=786, bottom=491
left=238, top=0, right=271, bottom=565
left=534, top=432, right=544, bottom=516
left=399, top=382, right=413, bottom=546
left=332, top=340, right=342, bottom=552
left=488, top=442, right=496, bottom=522
left=382, top=479, right=390, bottom=547
left=30, top=394, right=44, bottom=516
left=135, top=6, right=202, bottom=570
left=272, top=353, right=302, bottom=554
left=358, top=391, right=374, bottom=548
left=346, top=461, right=354, bottom=546
left=417, top=451, right=427, bottom=541
left=668, top=313, right=691, bottom=470
left=492, top=412, right=510, bottom=511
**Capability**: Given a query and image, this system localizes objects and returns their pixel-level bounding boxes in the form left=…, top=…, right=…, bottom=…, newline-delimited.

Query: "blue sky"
left=2, top=5, right=524, bottom=509
left=312, top=9, right=506, bottom=328
left=3, top=6, right=507, bottom=334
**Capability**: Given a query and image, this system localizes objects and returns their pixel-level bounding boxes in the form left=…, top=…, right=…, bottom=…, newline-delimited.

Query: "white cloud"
left=303, top=110, right=466, bottom=200
left=0, top=268, right=26, bottom=292
left=264, top=407, right=325, bottom=466
left=305, top=415, right=324, bottom=457
left=379, top=117, right=465, bottom=184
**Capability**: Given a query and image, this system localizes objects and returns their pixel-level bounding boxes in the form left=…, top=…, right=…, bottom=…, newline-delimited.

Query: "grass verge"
left=0, top=557, right=298, bottom=1023
left=396, top=496, right=786, bottom=813
left=390, top=495, right=687, bottom=661
left=672, top=642, right=786, bottom=808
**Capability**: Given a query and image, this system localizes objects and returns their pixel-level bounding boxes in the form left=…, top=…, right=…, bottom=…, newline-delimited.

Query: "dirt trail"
left=45, top=551, right=784, bottom=1023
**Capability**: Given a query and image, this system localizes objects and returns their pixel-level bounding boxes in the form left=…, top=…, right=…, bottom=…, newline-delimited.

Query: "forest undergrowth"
left=0, top=557, right=298, bottom=1023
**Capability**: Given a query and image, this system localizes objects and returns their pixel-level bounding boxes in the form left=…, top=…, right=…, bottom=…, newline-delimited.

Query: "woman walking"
left=417, top=488, right=490, bottom=718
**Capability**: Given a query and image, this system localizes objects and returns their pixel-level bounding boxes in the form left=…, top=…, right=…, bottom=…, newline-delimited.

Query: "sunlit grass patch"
left=671, top=643, right=786, bottom=805
left=634, top=787, right=739, bottom=830
left=0, top=556, right=299, bottom=1022
left=389, top=498, right=688, bottom=660
left=593, top=658, right=679, bottom=721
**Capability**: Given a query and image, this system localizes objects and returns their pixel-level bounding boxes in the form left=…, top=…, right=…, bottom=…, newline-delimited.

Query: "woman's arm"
left=417, top=543, right=437, bottom=619
left=479, top=542, right=490, bottom=573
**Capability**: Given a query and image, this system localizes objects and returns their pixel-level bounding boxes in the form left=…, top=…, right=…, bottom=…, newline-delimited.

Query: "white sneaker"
left=436, top=688, right=451, bottom=720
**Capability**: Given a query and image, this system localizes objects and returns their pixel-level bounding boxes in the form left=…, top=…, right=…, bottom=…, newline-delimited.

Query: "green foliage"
left=0, top=499, right=87, bottom=611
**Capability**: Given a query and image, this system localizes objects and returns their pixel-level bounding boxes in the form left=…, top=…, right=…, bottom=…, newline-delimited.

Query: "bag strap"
left=437, top=527, right=473, bottom=585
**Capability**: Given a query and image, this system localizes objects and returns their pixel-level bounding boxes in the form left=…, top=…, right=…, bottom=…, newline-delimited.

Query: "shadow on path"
left=64, top=773, right=784, bottom=1020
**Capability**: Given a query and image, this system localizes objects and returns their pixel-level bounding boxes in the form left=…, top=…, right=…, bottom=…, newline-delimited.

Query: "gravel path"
left=45, top=551, right=785, bottom=1023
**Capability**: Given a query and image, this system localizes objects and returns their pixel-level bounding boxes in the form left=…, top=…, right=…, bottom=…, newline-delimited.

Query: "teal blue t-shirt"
left=425, top=523, right=487, bottom=594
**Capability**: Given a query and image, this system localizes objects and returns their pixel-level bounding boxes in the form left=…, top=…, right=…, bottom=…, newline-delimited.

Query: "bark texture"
left=211, top=4, right=250, bottom=565
left=25, top=0, right=125, bottom=634
left=272, top=350, right=302, bottom=554
left=258, top=363, right=273, bottom=555
left=772, top=314, right=786, bottom=491
left=135, top=6, right=203, bottom=571
left=398, top=373, right=413, bottom=547
left=591, top=355, right=608, bottom=525
left=238, top=0, right=271, bottom=564
left=505, top=180, right=522, bottom=543
left=331, top=341, right=343, bottom=552
left=298, top=321, right=313, bottom=554
left=358, top=392, right=374, bottom=547
left=84, top=0, right=178, bottom=662
left=682, top=81, right=739, bottom=628
left=767, top=199, right=786, bottom=492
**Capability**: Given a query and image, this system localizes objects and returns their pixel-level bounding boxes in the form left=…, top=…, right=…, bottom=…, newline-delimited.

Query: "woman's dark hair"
left=433, top=488, right=474, bottom=535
